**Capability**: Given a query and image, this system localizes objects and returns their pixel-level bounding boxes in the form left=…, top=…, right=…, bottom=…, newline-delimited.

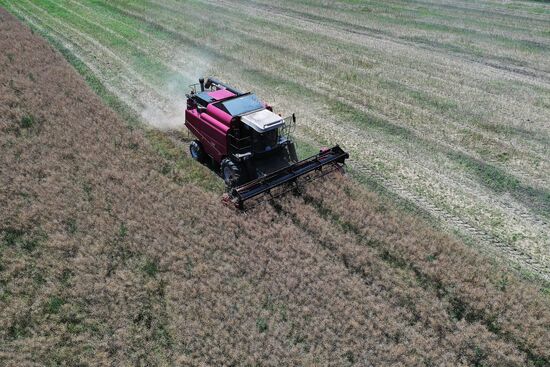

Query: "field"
left=1, top=0, right=548, bottom=280
left=1, top=2, right=550, bottom=366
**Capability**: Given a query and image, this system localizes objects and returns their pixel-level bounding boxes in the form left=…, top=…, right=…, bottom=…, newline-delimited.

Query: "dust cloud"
left=138, top=55, right=212, bottom=131
left=140, top=100, right=186, bottom=130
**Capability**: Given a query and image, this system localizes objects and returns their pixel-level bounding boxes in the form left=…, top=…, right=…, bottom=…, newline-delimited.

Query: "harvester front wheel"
left=189, top=140, right=205, bottom=163
left=221, top=158, right=244, bottom=188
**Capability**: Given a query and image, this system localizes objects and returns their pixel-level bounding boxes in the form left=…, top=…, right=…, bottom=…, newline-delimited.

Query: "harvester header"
left=185, top=77, right=348, bottom=209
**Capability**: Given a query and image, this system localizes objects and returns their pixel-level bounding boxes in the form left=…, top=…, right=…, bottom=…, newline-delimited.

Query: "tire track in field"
left=40, top=0, right=210, bottom=128
left=40, top=0, right=228, bottom=133
left=19, top=0, right=174, bottom=98
left=16, top=0, right=231, bottom=128
left=303, top=103, right=550, bottom=276
left=349, top=160, right=550, bottom=281
left=259, top=65, right=550, bottom=275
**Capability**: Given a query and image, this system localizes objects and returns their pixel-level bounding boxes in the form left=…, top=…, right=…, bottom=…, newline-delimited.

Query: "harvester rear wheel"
left=189, top=140, right=205, bottom=163
left=221, top=158, right=244, bottom=188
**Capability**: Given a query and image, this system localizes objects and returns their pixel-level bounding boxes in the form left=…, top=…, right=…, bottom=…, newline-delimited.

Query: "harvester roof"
left=241, top=109, right=284, bottom=133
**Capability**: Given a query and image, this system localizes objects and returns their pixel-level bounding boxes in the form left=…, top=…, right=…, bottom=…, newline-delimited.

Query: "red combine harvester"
left=185, top=77, right=349, bottom=209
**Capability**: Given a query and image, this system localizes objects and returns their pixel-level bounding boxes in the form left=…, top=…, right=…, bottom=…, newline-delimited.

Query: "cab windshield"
left=216, top=94, right=263, bottom=116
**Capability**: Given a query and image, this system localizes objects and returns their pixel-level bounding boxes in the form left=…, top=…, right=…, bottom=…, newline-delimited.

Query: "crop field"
left=1, top=2, right=550, bottom=367
left=2, top=10, right=550, bottom=365
left=1, top=0, right=548, bottom=280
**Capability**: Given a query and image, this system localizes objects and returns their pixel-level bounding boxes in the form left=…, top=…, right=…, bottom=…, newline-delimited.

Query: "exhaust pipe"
left=199, top=77, right=205, bottom=92
left=204, top=77, right=242, bottom=95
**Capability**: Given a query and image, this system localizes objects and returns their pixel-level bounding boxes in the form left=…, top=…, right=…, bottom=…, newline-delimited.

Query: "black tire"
left=221, top=158, right=244, bottom=188
left=189, top=140, right=205, bottom=163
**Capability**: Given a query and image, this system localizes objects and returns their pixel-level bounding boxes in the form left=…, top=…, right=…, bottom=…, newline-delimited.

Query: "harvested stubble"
left=0, top=8, right=549, bottom=367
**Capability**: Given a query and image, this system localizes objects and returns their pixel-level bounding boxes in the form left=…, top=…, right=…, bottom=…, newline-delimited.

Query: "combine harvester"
left=185, top=77, right=349, bottom=209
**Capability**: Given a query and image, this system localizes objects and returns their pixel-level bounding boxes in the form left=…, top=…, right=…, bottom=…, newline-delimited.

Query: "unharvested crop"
left=1, top=9, right=549, bottom=366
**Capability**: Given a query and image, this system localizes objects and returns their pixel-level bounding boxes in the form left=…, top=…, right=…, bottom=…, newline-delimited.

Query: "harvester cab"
left=185, top=77, right=348, bottom=209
